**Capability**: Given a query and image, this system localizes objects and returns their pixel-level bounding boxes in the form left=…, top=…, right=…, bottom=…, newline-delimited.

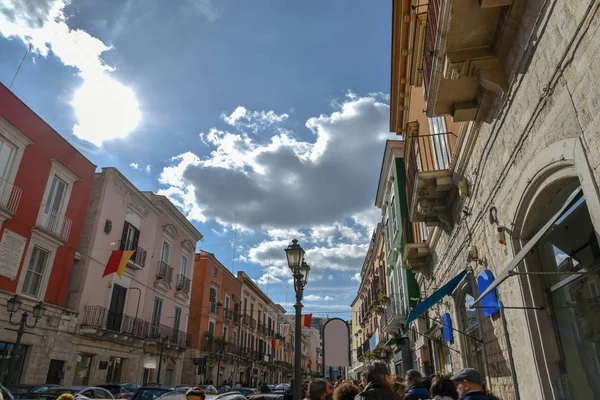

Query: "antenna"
left=10, top=43, right=33, bottom=90
left=231, top=211, right=239, bottom=273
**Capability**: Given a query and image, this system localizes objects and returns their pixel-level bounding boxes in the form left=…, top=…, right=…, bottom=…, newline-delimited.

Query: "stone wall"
left=420, top=1, right=600, bottom=400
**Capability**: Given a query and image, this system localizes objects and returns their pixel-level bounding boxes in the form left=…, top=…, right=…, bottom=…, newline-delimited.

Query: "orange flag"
left=301, top=314, right=312, bottom=328
left=103, top=250, right=135, bottom=279
left=271, top=339, right=280, bottom=350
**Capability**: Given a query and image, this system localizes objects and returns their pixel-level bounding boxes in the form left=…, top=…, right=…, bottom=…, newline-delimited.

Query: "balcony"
left=422, top=0, right=512, bottom=121
left=356, top=347, right=363, bottom=360
left=249, top=316, right=257, bottom=329
left=242, top=315, right=249, bottom=326
left=382, top=293, right=407, bottom=334
left=209, top=301, right=217, bottom=314
left=34, top=205, right=72, bottom=243
left=406, top=132, right=456, bottom=232
left=156, top=261, right=174, bottom=282
left=120, top=239, right=147, bottom=269
left=0, top=177, right=21, bottom=217
left=148, top=322, right=191, bottom=348
left=176, top=274, right=191, bottom=293
left=224, top=309, right=233, bottom=321
left=81, top=305, right=149, bottom=340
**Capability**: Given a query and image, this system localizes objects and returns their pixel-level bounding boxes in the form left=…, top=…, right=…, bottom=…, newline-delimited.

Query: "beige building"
left=349, top=295, right=363, bottom=379
left=391, top=0, right=600, bottom=399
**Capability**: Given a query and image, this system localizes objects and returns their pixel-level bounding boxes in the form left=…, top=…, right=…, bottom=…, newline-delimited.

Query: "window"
left=210, top=287, right=217, bottom=313
left=233, top=330, right=238, bottom=346
left=225, top=295, right=230, bottom=311
left=385, top=220, right=392, bottom=253
left=161, top=242, right=170, bottom=264
left=22, top=246, right=50, bottom=298
left=390, top=197, right=398, bottom=236
left=150, top=297, right=163, bottom=336
left=72, top=353, right=93, bottom=386
left=428, top=117, right=450, bottom=170
left=106, top=357, right=124, bottom=384
left=208, top=321, right=215, bottom=335
left=223, top=326, right=228, bottom=340
left=173, top=306, right=182, bottom=332
left=44, top=176, right=67, bottom=215
left=0, top=138, right=15, bottom=179
left=120, top=221, right=140, bottom=251
left=180, top=254, right=188, bottom=277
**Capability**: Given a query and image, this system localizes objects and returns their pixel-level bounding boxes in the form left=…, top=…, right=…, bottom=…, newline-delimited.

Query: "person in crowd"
left=333, top=382, right=360, bottom=400
left=390, top=381, right=406, bottom=399
left=404, top=369, right=429, bottom=400
left=283, top=379, right=295, bottom=400
left=430, top=374, right=458, bottom=400
left=450, top=368, right=497, bottom=400
left=57, top=395, right=74, bottom=400
left=354, top=360, right=399, bottom=400
left=309, top=379, right=328, bottom=400
left=186, top=387, right=206, bottom=400
left=260, top=383, right=271, bottom=393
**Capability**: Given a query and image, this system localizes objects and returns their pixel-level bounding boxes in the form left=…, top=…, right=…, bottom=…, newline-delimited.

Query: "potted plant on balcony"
left=374, top=304, right=384, bottom=314
left=366, top=332, right=373, bottom=339
left=378, top=293, right=389, bottom=304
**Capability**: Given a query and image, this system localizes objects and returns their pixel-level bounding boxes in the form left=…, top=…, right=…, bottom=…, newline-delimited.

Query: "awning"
left=473, top=187, right=583, bottom=306
left=405, top=270, right=468, bottom=327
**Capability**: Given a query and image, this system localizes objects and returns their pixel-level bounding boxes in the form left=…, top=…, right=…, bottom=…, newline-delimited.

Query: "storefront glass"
left=0, top=342, right=27, bottom=386
left=73, top=353, right=93, bottom=386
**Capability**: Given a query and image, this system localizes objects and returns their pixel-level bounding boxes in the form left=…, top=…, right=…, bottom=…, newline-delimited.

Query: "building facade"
left=349, top=296, right=363, bottom=380
left=183, top=251, right=242, bottom=385
left=391, top=0, right=600, bottom=399
left=0, top=84, right=96, bottom=385
left=67, top=168, right=202, bottom=386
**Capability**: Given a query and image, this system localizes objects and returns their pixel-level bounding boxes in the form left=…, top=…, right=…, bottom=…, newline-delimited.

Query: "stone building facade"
left=391, top=0, right=600, bottom=399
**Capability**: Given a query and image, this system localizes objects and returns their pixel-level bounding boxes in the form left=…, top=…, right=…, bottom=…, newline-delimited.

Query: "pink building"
left=66, top=168, right=202, bottom=386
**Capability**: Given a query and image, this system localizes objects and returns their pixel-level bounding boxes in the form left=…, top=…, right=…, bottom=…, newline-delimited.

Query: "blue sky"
left=0, top=0, right=393, bottom=318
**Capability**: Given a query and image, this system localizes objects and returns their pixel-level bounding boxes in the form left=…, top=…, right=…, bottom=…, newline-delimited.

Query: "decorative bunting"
left=301, top=314, right=312, bottom=328
left=103, top=250, right=135, bottom=279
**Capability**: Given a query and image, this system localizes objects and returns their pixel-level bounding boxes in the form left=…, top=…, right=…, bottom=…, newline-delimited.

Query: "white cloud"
left=328, top=274, right=334, bottom=281
left=130, top=162, right=139, bottom=170
left=304, top=295, right=321, bottom=301
left=351, top=273, right=361, bottom=282
left=0, top=0, right=141, bottom=146
left=145, top=165, right=151, bottom=173
left=222, top=106, right=289, bottom=133
left=323, top=296, right=334, bottom=301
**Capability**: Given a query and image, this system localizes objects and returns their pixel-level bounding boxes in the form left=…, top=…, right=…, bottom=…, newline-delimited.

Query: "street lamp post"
left=4, top=296, right=46, bottom=385
left=156, top=336, right=170, bottom=384
left=285, top=239, right=310, bottom=400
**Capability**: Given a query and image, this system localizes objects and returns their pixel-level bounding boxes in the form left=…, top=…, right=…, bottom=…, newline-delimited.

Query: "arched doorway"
left=517, top=175, right=600, bottom=399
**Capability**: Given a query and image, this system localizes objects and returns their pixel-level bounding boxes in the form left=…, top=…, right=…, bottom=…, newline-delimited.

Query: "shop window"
left=0, top=342, right=27, bottom=386
left=106, top=357, right=124, bottom=383
left=73, top=353, right=93, bottom=386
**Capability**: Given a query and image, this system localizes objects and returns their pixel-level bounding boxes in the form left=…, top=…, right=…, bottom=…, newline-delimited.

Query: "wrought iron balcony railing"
left=422, top=0, right=442, bottom=98
left=119, top=240, right=147, bottom=268
left=157, top=261, right=174, bottom=282
left=176, top=274, right=191, bottom=293
left=35, top=205, right=72, bottom=242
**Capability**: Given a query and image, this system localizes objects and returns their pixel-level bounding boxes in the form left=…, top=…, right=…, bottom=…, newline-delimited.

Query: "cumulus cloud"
left=222, top=106, right=289, bottom=133
left=351, top=273, right=361, bottom=282
left=304, top=295, right=321, bottom=301
left=145, top=165, right=151, bottom=173
left=0, top=0, right=141, bottom=146
left=130, top=162, right=139, bottom=170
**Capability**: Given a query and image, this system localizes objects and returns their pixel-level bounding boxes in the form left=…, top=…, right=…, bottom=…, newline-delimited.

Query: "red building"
left=0, top=83, right=95, bottom=384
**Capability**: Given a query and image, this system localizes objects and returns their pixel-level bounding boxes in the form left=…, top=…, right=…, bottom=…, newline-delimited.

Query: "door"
left=150, top=297, right=163, bottom=337
left=43, top=176, right=67, bottom=233
left=46, top=359, right=65, bottom=384
left=107, top=285, right=127, bottom=332
left=161, top=242, right=170, bottom=263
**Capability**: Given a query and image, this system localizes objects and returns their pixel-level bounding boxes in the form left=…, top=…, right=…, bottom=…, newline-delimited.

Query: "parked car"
left=29, top=386, right=114, bottom=400
left=9, top=385, right=58, bottom=400
left=0, top=383, right=16, bottom=400
left=214, top=393, right=245, bottom=400
left=156, top=386, right=219, bottom=400
left=234, top=389, right=258, bottom=399
left=131, top=386, right=174, bottom=400
left=216, top=386, right=230, bottom=394
left=96, top=384, right=139, bottom=400
left=269, top=385, right=288, bottom=395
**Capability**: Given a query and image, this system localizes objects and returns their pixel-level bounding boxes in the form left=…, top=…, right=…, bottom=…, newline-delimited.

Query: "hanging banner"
left=323, top=318, right=350, bottom=367
left=280, top=324, right=290, bottom=337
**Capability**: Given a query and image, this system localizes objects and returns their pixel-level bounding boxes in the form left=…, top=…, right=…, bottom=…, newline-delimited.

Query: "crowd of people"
left=280, top=361, right=499, bottom=400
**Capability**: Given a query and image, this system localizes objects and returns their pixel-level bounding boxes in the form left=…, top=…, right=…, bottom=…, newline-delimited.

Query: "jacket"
left=354, top=380, right=400, bottom=400
left=433, top=397, right=455, bottom=400
left=404, top=384, right=430, bottom=400
left=459, top=391, right=495, bottom=400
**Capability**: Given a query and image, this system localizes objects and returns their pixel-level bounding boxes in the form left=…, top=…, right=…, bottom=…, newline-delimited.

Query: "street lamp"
left=285, top=239, right=309, bottom=400
left=4, top=296, right=46, bottom=385
left=156, top=336, right=171, bottom=384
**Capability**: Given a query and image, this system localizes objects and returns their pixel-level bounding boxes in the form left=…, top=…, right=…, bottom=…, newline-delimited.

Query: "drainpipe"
left=499, top=301, right=520, bottom=400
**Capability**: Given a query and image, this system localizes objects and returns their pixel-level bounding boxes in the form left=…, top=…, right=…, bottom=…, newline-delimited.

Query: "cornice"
left=143, top=192, right=203, bottom=242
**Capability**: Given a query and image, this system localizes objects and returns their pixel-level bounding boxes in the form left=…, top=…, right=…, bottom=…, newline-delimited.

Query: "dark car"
left=96, top=385, right=139, bottom=400
left=9, top=385, right=58, bottom=400
left=131, top=386, right=174, bottom=400
left=270, top=386, right=288, bottom=395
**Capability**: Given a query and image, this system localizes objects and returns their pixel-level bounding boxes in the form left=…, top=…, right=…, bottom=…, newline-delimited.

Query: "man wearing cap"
left=450, top=368, right=495, bottom=400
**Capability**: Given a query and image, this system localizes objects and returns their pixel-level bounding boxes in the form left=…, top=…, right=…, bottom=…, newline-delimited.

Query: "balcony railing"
left=383, top=293, right=407, bottom=333
left=176, top=274, right=191, bottom=293
left=357, top=346, right=363, bottom=360
left=242, top=315, right=249, bottom=326
left=82, top=306, right=149, bottom=340
left=224, top=309, right=233, bottom=321
left=422, top=0, right=442, bottom=97
left=120, top=240, right=147, bottom=268
left=148, top=322, right=191, bottom=347
left=157, top=261, right=174, bottom=282
left=0, top=178, right=21, bottom=213
left=406, top=132, right=456, bottom=214
left=35, top=206, right=72, bottom=242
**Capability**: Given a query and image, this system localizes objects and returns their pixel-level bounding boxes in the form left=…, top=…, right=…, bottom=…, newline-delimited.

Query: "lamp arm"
left=24, top=314, right=39, bottom=329
left=8, top=312, right=21, bottom=327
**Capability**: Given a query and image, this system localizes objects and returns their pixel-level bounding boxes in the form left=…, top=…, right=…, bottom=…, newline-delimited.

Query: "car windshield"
left=133, top=389, right=172, bottom=400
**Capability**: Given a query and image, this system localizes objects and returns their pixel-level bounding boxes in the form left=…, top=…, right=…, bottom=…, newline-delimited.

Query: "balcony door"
left=161, top=242, right=170, bottom=264
left=107, top=285, right=127, bottom=332
left=120, top=222, right=139, bottom=252
left=150, top=296, right=163, bottom=337
left=43, top=176, right=67, bottom=232
left=428, top=117, right=450, bottom=170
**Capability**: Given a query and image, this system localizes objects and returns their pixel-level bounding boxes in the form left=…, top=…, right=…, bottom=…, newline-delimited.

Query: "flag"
left=280, top=324, right=290, bottom=337
left=271, top=339, right=280, bottom=350
left=301, top=314, right=312, bottom=328
left=103, top=250, right=135, bottom=279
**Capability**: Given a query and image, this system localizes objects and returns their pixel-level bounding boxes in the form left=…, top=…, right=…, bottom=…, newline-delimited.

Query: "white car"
left=157, top=386, right=219, bottom=400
